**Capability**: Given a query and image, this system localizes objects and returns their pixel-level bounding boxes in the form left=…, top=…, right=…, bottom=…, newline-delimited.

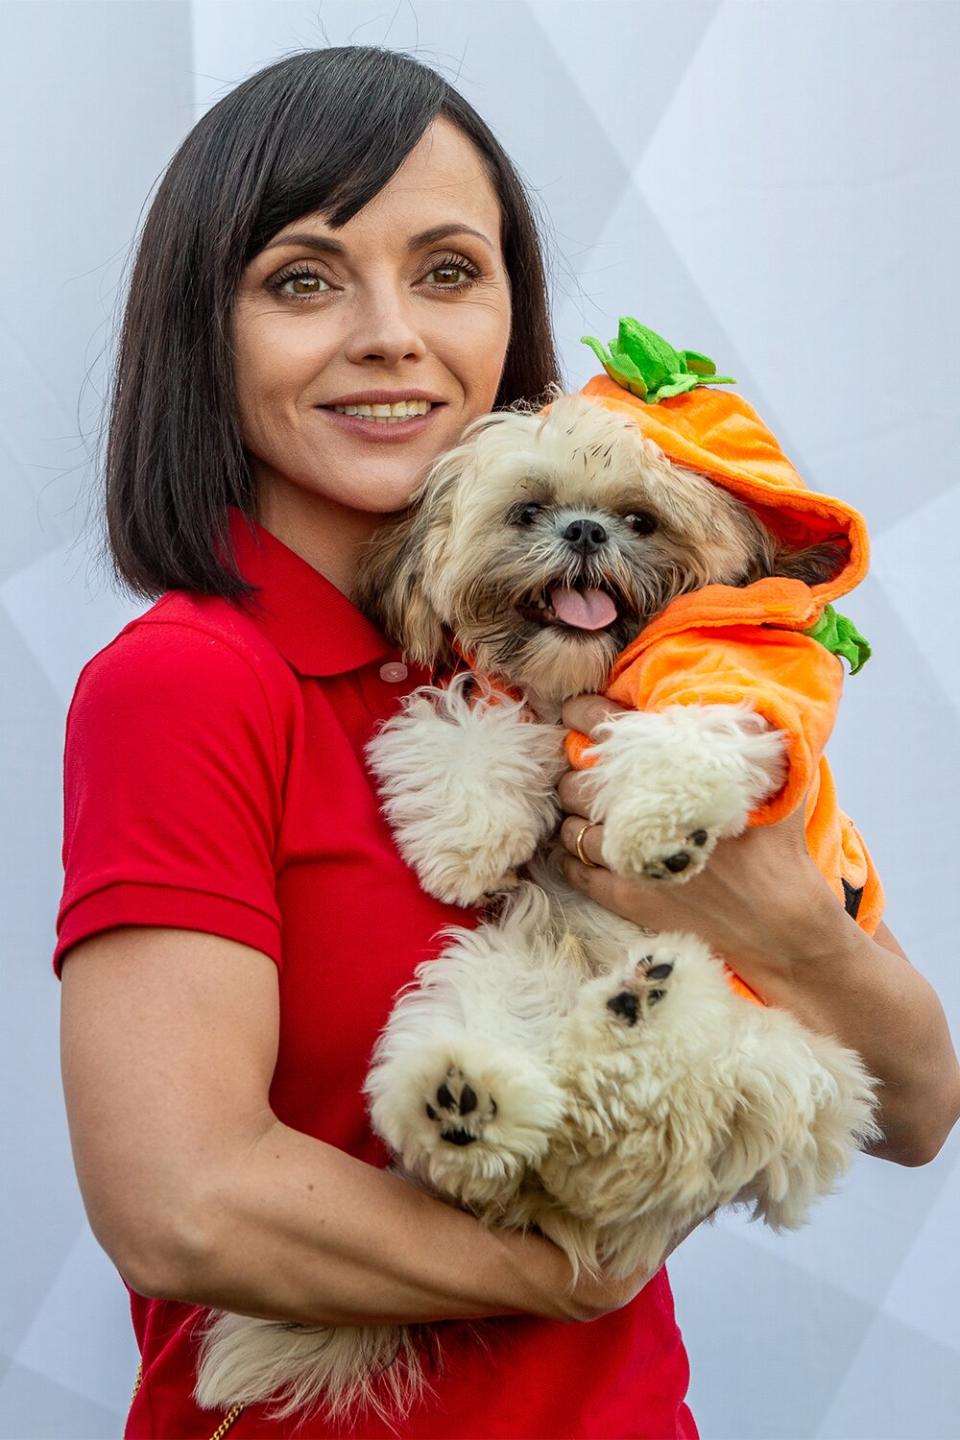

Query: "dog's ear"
left=769, top=538, right=848, bottom=587
left=733, top=508, right=847, bottom=589
left=356, top=484, right=454, bottom=668
left=743, top=534, right=848, bottom=588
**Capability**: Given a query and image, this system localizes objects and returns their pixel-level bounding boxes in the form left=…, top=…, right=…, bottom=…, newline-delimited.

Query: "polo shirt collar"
left=228, top=509, right=392, bottom=677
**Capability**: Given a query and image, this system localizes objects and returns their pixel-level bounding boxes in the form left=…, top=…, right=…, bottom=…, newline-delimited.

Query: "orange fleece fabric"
left=565, top=375, right=884, bottom=1001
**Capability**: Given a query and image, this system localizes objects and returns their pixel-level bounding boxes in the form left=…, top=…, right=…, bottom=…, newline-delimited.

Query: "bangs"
left=239, top=49, right=447, bottom=260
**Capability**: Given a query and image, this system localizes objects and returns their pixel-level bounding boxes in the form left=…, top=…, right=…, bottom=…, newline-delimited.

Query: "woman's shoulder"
left=78, top=590, right=295, bottom=698
left=69, top=589, right=300, bottom=744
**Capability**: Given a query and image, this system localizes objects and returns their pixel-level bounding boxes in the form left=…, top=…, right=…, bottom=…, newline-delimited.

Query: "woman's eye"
left=421, top=255, right=481, bottom=291
left=625, top=511, right=657, bottom=536
left=511, top=502, right=542, bottom=527
left=269, top=268, right=331, bottom=299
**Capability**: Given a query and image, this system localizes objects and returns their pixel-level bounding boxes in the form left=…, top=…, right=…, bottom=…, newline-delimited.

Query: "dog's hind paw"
left=424, top=1064, right=498, bottom=1147
left=368, top=1040, right=566, bottom=1211
left=605, top=949, right=677, bottom=1026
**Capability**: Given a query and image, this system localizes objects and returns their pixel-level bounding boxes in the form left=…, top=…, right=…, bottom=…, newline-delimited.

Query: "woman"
left=56, top=45, right=959, bottom=1440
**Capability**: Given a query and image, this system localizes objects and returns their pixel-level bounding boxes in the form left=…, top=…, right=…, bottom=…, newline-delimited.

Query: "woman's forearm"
left=159, top=1118, right=574, bottom=1326
left=555, top=736, right=960, bottom=1171
left=751, top=912, right=960, bottom=1166
left=64, top=929, right=680, bottom=1334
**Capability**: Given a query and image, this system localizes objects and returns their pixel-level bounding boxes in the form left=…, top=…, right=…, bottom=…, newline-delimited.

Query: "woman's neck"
left=255, top=480, right=385, bottom=601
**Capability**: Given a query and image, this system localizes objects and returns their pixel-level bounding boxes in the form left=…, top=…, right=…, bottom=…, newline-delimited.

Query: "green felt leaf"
left=618, top=318, right=679, bottom=387
left=650, top=376, right=701, bottom=399
left=581, top=334, right=613, bottom=370
left=582, top=317, right=737, bottom=403
left=681, top=350, right=717, bottom=377
left=607, top=342, right=648, bottom=382
left=804, top=605, right=872, bottom=675
left=581, top=334, right=648, bottom=397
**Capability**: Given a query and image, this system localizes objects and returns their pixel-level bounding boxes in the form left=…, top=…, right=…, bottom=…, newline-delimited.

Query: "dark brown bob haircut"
left=106, top=45, right=561, bottom=599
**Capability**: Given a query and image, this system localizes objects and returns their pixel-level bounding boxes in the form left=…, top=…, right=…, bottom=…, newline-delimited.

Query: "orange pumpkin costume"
left=564, top=323, right=883, bottom=1001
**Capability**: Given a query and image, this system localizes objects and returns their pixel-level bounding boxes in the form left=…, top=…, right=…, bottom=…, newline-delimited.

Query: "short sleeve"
left=54, top=620, right=287, bottom=975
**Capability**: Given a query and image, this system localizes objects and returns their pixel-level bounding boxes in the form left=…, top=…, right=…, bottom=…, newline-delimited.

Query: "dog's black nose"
left=562, top=518, right=608, bottom=553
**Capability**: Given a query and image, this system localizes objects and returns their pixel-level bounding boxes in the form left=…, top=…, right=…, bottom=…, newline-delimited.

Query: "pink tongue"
left=550, top=586, right=618, bottom=631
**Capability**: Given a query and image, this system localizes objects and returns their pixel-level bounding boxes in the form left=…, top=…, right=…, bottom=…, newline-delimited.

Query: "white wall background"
left=2, top=2, right=958, bottom=1436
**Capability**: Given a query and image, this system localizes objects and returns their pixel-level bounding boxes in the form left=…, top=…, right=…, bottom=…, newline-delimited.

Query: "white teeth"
left=331, top=399, right=432, bottom=419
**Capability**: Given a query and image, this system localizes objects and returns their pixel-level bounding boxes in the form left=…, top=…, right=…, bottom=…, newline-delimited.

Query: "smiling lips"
left=317, top=394, right=444, bottom=442
left=331, top=398, right=433, bottom=421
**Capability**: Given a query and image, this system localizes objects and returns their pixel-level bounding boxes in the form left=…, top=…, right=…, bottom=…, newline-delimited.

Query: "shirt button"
left=379, top=661, right=409, bottom=684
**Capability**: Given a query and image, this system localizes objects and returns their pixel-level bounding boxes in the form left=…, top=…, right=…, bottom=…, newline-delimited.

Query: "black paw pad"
left=607, top=990, right=640, bottom=1025
left=664, top=851, right=690, bottom=873
left=459, top=1084, right=478, bottom=1115
left=646, top=962, right=674, bottom=982
left=436, top=1082, right=456, bottom=1110
left=440, top=1127, right=477, bottom=1147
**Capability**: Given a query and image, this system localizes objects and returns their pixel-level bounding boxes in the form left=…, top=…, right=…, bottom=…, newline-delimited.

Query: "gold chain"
left=130, top=1361, right=246, bottom=1439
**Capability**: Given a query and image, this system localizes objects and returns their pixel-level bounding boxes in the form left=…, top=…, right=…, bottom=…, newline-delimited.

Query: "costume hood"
left=579, top=318, right=868, bottom=608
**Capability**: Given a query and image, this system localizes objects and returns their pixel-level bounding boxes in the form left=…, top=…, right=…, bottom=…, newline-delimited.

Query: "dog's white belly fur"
left=195, top=691, right=880, bottom=1426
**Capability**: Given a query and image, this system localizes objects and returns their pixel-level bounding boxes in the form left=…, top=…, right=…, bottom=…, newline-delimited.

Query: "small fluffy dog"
left=195, top=393, right=880, bottom=1426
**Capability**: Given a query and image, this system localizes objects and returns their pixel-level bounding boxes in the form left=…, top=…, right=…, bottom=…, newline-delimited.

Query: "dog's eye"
left=511, top=502, right=543, bottom=527
left=625, top=511, right=657, bottom=536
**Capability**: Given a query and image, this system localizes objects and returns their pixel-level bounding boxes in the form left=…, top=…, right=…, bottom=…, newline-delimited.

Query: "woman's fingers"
left=557, top=768, right=598, bottom=819
left=559, top=813, right=605, bottom=868
left=560, top=851, right=648, bottom=924
left=560, top=693, right=628, bottom=737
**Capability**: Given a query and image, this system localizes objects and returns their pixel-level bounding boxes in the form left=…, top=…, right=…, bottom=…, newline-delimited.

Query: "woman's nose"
left=342, top=291, right=428, bottom=366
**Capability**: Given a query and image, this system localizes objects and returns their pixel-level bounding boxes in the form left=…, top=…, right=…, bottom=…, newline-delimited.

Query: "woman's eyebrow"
left=261, top=223, right=493, bottom=256
left=409, top=224, right=493, bottom=251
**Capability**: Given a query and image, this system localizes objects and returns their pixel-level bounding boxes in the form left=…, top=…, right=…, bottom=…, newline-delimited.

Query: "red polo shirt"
left=56, top=513, right=697, bottom=1440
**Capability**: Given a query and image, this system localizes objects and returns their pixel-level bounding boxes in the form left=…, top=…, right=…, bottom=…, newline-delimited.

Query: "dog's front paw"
left=602, top=815, right=715, bottom=882
left=584, top=704, right=787, bottom=883
left=367, top=678, right=564, bottom=905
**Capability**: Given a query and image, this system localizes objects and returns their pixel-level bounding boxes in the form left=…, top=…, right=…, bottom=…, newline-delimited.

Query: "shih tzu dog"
left=195, top=391, right=880, bottom=1427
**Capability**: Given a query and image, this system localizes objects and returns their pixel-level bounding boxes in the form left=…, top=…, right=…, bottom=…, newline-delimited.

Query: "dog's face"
left=358, top=394, right=826, bottom=704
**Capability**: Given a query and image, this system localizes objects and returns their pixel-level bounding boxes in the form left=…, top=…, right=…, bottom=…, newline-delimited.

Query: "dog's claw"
left=440, top=1126, right=476, bottom=1147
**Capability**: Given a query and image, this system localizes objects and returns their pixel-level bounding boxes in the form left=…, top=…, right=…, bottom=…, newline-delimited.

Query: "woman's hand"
left=541, top=1212, right=707, bottom=1323
left=557, top=694, right=836, bottom=994
left=557, top=694, right=960, bottom=1166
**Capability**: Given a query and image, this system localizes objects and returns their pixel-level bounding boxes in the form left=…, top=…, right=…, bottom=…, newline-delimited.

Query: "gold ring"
left=574, top=820, right=598, bottom=868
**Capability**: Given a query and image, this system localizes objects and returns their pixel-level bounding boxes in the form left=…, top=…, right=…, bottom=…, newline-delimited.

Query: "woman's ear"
left=356, top=483, right=454, bottom=668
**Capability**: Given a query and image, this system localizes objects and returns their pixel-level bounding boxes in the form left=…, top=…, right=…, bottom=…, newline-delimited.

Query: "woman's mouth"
left=316, top=399, right=444, bottom=442
left=331, top=399, right=433, bottom=421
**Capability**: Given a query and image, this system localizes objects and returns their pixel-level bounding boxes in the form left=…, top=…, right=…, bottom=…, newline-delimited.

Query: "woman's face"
left=232, top=117, right=513, bottom=547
